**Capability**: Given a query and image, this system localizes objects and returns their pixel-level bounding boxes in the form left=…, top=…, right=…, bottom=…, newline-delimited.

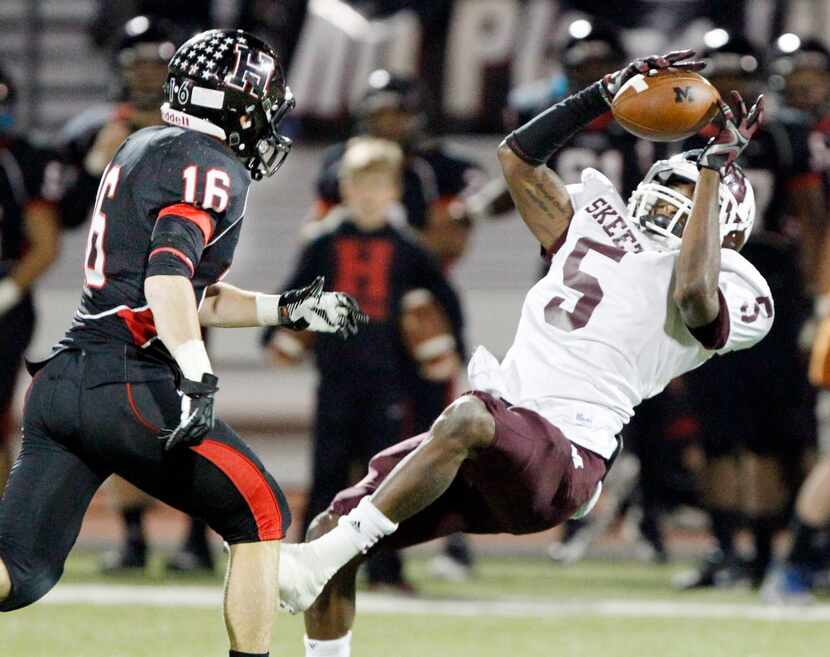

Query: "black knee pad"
left=0, top=545, right=62, bottom=612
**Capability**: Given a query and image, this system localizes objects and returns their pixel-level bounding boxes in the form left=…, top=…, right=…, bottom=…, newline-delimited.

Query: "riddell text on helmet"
left=161, top=108, right=189, bottom=128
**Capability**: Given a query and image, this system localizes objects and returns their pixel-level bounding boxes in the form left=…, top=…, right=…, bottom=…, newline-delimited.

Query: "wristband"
left=255, top=293, right=282, bottom=326
left=0, top=278, right=23, bottom=314
left=172, top=339, right=213, bottom=381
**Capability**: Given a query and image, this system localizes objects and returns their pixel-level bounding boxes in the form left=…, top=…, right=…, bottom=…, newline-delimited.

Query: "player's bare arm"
left=198, top=278, right=367, bottom=335
left=0, top=203, right=61, bottom=315
left=145, top=274, right=207, bottom=373
left=675, top=91, right=764, bottom=328
left=673, top=168, right=722, bottom=326
left=497, top=144, right=572, bottom=250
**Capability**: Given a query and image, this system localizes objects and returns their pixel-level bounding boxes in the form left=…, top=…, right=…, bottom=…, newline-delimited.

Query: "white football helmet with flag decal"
left=627, top=151, right=756, bottom=251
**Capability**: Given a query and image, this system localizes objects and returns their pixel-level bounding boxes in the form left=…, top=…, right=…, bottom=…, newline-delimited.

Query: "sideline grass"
left=4, top=552, right=828, bottom=657
left=6, top=604, right=828, bottom=657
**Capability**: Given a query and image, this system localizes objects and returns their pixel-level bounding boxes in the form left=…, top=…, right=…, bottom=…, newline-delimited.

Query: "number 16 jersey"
left=470, top=168, right=773, bottom=458
left=60, top=126, right=251, bottom=362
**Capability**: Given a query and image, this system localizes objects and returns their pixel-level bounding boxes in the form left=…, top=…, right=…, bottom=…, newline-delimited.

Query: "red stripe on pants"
left=191, top=439, right=284, bottom=541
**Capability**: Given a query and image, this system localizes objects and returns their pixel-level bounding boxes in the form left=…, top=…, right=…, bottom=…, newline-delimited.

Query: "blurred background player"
left=265, top=137, right=465, bottom=591
left=677, top=32, right=820, bottom=589
left=60, top=15, right=180, bottom=229
left=0, top=62, right=63, bottom=493
left=311, top=69, right=482, bottom=579
left=59, top=15, right=216, bottom=575
left=761, top=35, right=830, bottom=604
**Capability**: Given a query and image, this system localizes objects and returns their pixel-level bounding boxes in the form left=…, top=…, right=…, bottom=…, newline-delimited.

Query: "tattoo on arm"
left=522, top=179, right=568, bottom=217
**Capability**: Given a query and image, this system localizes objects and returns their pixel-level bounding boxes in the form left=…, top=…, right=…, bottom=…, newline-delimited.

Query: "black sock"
left=183, top=517, right=210, bottom=555
left=749, top=515, right=778, bottom=578
left=789, top=517, right=822, bottom=568
left=229, top=651, right=268, bottom=657
left=709, top=509, right=739, bottom=558
left=122, top=506, right=147, bottom=552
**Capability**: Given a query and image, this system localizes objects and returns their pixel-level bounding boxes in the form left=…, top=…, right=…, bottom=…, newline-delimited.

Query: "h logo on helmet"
left=226, top=44, right=275, bottom=98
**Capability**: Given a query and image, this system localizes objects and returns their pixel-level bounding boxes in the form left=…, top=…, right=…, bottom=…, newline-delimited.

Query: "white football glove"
left=279, top=276, right=368, bottom=338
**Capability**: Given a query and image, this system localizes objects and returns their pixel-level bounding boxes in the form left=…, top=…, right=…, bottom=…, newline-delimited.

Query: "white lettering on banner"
left=445, top=0, right=519, bottom=119
left=289, top=0, right=419, bottom=117
left=510, top=0, right=558, bottom=90
left=287, top=0, right=569, bottom=127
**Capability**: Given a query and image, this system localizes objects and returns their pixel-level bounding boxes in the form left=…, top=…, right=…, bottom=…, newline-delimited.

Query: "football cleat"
left=760, top=562, right=815, bottom=605
left=673, top=550, right=750, bottom=590
left=278, top=543, right=338, bottom=614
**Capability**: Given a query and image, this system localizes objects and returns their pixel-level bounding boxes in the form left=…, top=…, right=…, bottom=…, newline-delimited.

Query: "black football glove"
left=600, top=49, right=706, bottom=105
left=697, top=91, right=764, bottom=172
left=158, top=373, right=219, bottom=451
left=279, top=275, right=369, bottom=338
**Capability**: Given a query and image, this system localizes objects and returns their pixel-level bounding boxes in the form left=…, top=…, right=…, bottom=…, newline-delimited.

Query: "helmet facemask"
left=628, top=174, right=695, bottom=250
left=240, top=88, right=295, bottom=180
left=627, top=153, right=756, bottom=252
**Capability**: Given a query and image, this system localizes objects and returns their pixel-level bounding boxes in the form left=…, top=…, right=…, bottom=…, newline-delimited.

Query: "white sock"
left=307, top=498, right=399, bottom=576
left=304, top=632, right=352, bottom=657
left=339, top=497, right=398, bottom=553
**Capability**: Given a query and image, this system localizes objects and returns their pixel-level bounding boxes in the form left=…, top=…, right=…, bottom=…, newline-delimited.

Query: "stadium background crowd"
left=3, top=0, right=830, bottom=604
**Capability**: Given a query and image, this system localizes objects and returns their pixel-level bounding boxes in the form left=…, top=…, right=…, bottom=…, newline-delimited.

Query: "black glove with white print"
left=158, top=373, right=219, bottom=451
left=278, top=276, right=368, bottom=338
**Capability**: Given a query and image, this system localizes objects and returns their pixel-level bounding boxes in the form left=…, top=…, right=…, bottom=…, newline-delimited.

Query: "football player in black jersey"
left=0, top=30, right=366, bottom=657
left=312, top=69, right=480, bottom=581
left=678, top=34, right=818, bottom=589
left=60, top=15, right=218, bottom=577
left=0, top=63, right=62, bottom=494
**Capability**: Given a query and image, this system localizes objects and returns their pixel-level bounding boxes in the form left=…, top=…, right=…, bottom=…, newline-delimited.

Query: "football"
left=400, top=289, right=461, bottom=382
left=611, top=69, right=721, bottom=142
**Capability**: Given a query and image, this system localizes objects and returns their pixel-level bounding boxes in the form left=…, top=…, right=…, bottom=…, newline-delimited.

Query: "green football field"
left=4, top=551, right=829, bottom=657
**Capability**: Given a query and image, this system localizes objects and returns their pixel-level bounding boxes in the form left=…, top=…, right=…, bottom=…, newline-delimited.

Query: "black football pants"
left=0, top=349, right=290, bottom=612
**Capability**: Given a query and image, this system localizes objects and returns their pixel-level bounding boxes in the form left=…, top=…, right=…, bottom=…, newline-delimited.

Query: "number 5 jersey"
left=59, top=125, right=251, bottom=361
left=468, top=168, right=773, bottom=459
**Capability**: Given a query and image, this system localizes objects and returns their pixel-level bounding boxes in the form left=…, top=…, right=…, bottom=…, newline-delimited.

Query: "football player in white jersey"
left=279, top=51, right=768, bottom=657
